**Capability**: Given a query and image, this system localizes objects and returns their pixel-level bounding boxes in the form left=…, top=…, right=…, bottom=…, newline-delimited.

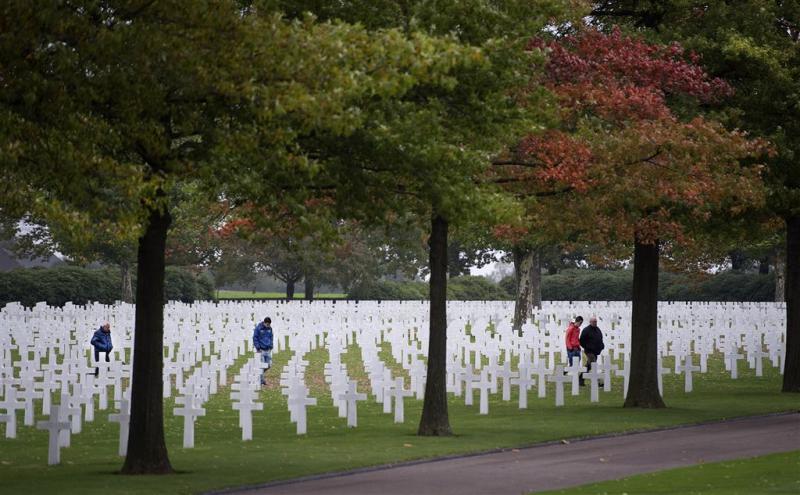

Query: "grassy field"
left=216, top=290, right=347, bottom=299
left=1, top=347, right=798, bottom=495
left=537, top=450, right=800, bottom=495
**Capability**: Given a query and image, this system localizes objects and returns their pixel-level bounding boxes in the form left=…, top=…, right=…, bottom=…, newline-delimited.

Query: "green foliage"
left=348, top=279, right=429, bottom=300
left=498, top=269, right=776, bottom=302
left=447, top=275, right=512, bottom=301
left=0, top=266, right=214, bottom=308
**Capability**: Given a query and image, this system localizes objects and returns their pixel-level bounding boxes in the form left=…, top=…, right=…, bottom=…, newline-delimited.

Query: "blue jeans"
left=260, top=349, right=272, bottom=384
left=567, top=349, right=581, bottom=367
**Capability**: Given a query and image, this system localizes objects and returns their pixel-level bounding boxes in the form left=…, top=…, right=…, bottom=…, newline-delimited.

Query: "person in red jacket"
left=565, top=316, right=583, bottom=368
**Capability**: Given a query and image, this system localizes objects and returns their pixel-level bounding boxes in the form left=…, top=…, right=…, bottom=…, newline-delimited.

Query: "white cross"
left=231, top=399, right=263, bottom=441
left=390, top=378, right=414, bottom=423
left=0, top=386, right=24, bottom=439
left=494, top=361, right=517, bottom=402
left=565, top=362, right=582, bottom=396
left=533, top=363, right=551, bottom=399
left=657, top=357, right=671, bottom=397
left=582, top=367, right=603, bottom=403
left=510, top=372, right=535, bottom=409
left=749, top=348, right=766, bottom=377
left=726, top=350, right=743, bottom=379
left=381, top=369, right=394, bottom=414
left=108, top=399, right=130, bottom=456
left=463, top=365, right=479, bottom=406
left=474, top=370, right=494, bottom=415
left=173, top=396, right=206, bottom=448
left=546, top=366, right=571, bottom=407
left=615, top=359, right=630, bottom=398
left=676, top=355, right=701, bottom=393
left=36, top=404, right=71, bottom=465
left=287, top=394, right=317, bottom=435
left=337, top=381, right=367, bottom=428
left=17, top=382, right=42, bottom=427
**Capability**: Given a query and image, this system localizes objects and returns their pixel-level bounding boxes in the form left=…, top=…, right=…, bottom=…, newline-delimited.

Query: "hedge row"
left=531, top=269, right=775, bottom=302
left=0, top=266, right=215, bottom=308
left=349, top=276, right=512, bottom=301
left=349, top=270, right=776, bottom=302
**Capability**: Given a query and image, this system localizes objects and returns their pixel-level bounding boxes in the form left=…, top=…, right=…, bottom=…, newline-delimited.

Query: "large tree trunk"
left=304, top=275, right=314, bottom=301
left=783, top=215, right=800, bottom=392
left=512, top=247, right=538, bottom=332
left=121, top=207, right=173, bottom=474
left=624, top=236, right=666, bottom=408
left=286, top=279, right=295, bottom=299
left=776, top=248, right=786, bottom=303
left=418, top=214, right=452, bottom=436
left=120, top=261, right=134, bottom=303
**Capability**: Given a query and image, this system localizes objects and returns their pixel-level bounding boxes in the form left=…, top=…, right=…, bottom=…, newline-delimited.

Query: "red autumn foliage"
left=491, top=26, right=768, bottom=248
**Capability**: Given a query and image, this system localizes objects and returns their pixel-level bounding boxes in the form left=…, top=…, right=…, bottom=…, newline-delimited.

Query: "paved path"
left=219, top=413, right=800, bottom=495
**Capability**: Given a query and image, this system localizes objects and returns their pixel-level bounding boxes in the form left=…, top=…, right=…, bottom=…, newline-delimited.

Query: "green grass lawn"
left=216, top=290, right=346, bottom=299
left=536, top=450, right=800, bottom=495
left=1, top=348, right=798, bottom=495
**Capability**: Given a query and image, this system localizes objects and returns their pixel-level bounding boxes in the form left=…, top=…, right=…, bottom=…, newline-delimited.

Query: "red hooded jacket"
left=565, top=322, right=581, bottom=350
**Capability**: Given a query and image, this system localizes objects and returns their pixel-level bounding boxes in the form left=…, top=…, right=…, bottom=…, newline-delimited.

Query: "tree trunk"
left=304, top=275, right=314, bottom=301
left=121, top=207, right=173, bottom=474
left=286, top=279, right=296, bottom=299
left=512, top=247, right=536, bottom=332
left=783, top=215, right=800, bottom=393
left=776, top=248, right=786, bottom=303
left=418, top=214, right=452, bottom=436
left=624, top=236, right=666, bottom=408
left=531, top=248, right=542, bottom=309
left=120, top=261, right=134, bottom=303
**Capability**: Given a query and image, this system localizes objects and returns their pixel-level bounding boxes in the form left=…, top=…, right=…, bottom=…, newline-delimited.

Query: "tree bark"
left=120, top=261, right=134, bottom=303
left=776, top=248, right=786, bottom=303
left=418, top=213, right=452, bottom=436
left=512, top=247, right=536, bottom=332
left=121, top=207, right=173, bottom=474
left=624, top=236, right=666, bottom=408
left=783, top=215, right=800, bottom=392
left=304, top=275, right=314, bottom=301
left=286, top=279, right=295, bottom=299
left=531, top=248, right=542, bottom=309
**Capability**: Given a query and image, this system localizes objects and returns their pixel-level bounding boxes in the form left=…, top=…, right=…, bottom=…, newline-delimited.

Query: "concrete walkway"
left=217, top=413, right=800, bottom=495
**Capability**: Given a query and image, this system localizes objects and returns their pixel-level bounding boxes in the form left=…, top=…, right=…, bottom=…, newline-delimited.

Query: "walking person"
left=252, top=317, right=274, bottom=386
left=565, top=316, right=583, bottom=368
left=579, top=316, right=604, bottom=386
left=90, top=322, right=113, bottom=377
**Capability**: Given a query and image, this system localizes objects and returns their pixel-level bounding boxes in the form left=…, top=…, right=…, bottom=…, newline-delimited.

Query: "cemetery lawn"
left=3, top=351, right=799, bottom=495
left=536, top=450, right=800, bottom=495
left=216, top=290, right=346, bottom=299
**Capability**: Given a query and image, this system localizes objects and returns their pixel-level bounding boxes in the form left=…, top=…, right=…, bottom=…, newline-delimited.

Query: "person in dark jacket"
left=90, top=322, right=113, bottom=376
left=579, top=316, right=604, bottom=385
left=253, top=317, right=274, bottom=385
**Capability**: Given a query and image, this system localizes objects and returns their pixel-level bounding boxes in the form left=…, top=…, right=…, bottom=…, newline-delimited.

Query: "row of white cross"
left=0, top=299, right=786, bottom=465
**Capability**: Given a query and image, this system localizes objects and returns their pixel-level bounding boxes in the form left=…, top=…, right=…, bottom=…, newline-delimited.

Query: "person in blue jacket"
left=253, top=317, right=274, bottom=385
left=90, top=322, right=113, bottom=376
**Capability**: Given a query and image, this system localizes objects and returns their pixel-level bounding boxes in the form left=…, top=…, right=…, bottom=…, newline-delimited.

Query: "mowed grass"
left=537, top=450, right=800, bottom=495
left=216, top=290, right=346, bottom=300
left=1, top=347, right=798, bottom=495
